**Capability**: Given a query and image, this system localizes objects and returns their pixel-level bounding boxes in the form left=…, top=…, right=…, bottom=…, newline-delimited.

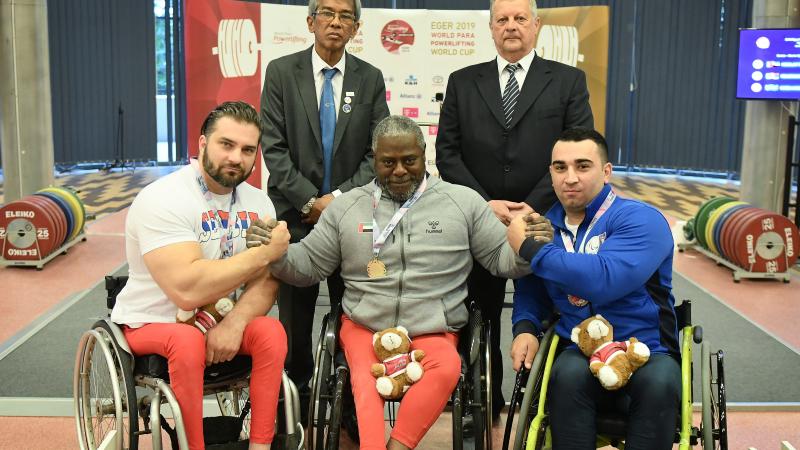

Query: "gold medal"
left=367, top=258, right=387, bottom=278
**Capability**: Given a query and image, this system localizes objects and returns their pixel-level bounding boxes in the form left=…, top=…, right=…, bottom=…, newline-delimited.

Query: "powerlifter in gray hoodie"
left=268, top=175, right=531, bottom=337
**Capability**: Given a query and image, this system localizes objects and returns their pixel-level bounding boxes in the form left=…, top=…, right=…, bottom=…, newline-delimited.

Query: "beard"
left=202, top=147, right=250, bottom=188
left=377, top=175, right=423, bottom=203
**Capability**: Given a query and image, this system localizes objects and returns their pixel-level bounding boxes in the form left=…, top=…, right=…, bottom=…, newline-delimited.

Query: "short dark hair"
left=200, top=101, right=261, bottom=138
left=556, top=127, right=609, bottom=164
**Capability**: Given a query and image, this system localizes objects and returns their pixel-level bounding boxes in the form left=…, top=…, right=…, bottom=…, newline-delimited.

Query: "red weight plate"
left=26, top=195, right=65, bottom=253
left=28, top=195, right=66, bottom=247
left=720, top=207, right=759, bottom=265
left=727, top=208, right=766, bottom=268
left=732, top=211, right=798, bottom=273
left=0, top=200, right=57, bottom=260
left=41, top=195, right=68, bottom=247
left=22, top=196, right=62, bottom=256
left=25, top=195, right=65, bottom=251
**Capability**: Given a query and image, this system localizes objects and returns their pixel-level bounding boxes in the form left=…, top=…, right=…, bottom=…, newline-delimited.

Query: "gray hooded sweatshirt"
left=270, top=176, right=531, bottom=337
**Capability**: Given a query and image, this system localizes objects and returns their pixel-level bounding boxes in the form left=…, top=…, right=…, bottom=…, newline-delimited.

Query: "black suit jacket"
left=436, top=55, right=593, bottom=214
left=261, top=47, right=389, bottom=238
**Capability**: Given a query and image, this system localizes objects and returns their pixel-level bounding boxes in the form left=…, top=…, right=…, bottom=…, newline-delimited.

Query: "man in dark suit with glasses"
left=260, top=0, right=390, bottom=426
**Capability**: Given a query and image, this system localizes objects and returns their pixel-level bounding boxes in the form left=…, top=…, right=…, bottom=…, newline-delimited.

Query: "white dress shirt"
left=311, top=46, right=347, bottom=120
left=496, top=50, right=536, bottom=94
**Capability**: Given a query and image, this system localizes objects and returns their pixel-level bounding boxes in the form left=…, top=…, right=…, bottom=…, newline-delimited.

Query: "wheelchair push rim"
left=74, top=326, right=138, bottom=450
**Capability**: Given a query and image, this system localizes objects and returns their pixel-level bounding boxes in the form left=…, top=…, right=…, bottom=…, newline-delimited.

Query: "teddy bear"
left=176, top=297, right=235, bottom=333
left=370, top=326, right=425, bottom=400
left=571, top=314, right=650, bottom=391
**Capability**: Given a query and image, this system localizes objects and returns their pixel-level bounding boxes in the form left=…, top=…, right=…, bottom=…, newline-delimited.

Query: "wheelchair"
left=74, top=275, right=304, bottom=450
left=306, top=302, right=494, bottom=450
left=502, top=300, right=728, bottom=450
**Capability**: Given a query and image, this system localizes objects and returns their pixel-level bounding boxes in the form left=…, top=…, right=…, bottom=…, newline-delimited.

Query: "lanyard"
left=191, top=160, right=237, bottom=259
left=560, top=189, right=616, bottom=254
left=371, top=176, right=427, bottom=258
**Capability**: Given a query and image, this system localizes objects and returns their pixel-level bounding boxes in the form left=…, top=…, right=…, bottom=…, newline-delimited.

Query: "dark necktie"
left=320, top=68, right=338, bottom=194
left=502, top=63, right=520, bottom=128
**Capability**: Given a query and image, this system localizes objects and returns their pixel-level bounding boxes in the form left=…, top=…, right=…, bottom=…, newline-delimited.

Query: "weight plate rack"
left=679, top=196, right=798, bottom=282
left=1, top=187, right=87, bottom=270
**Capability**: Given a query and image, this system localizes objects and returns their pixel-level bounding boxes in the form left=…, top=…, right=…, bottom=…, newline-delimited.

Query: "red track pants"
left=339, top=316, right=460, bottom=449
left=123, top=316, right=287, bottom=449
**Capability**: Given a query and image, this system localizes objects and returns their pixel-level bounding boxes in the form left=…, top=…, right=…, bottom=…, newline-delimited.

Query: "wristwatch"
left=301, top=196, right=317, bottom=215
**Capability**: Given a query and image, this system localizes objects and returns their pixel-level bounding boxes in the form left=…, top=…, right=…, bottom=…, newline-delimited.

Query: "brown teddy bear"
left=176, top=297, right=235, bottom=333
left=571, top=314, right=650, bottom=390
left=370, top=326, right=425, bottom=400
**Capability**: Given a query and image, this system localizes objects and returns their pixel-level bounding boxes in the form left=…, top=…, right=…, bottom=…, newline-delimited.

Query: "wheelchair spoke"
left=86, top=334, right=122, bottom=449
left=216, top=387, right=252, bottom=440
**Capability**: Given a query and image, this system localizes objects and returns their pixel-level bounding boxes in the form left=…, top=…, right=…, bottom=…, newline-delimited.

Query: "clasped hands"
left=507, top=211, right=554, bottom=254
left=245, top=217, right=290, bottom=257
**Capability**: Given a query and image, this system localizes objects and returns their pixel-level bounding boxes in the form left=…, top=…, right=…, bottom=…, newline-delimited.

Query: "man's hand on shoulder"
left=507, top=201, right=534, bottom=220
left=302, top=193, right=334, bottom=225
left=488, top=200, right=514, bottom=225
left=245, top=217, right=290, bottom=262
left=510, top=333, right=540, bottom=372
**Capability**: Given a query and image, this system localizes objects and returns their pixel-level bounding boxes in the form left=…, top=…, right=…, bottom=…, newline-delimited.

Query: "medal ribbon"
left=559, top=189, right=615, bottom=309
left=191, top=160, right=238, bottom=260
left=371, top=175, right=428, bottom=259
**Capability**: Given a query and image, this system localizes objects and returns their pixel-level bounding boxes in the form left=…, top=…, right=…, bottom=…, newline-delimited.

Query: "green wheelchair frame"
left=504, top=300, right=727, bottom=450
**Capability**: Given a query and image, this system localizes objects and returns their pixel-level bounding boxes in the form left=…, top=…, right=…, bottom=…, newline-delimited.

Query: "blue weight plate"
left=713, top=203, right=748, bottom=260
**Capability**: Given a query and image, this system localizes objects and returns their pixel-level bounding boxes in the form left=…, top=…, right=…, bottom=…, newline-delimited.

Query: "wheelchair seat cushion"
left=133, top=354, right=252, bottom=383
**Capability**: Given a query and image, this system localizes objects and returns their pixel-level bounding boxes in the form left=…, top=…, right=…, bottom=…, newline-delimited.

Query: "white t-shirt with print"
left=110, top=163, right=276, bottom=326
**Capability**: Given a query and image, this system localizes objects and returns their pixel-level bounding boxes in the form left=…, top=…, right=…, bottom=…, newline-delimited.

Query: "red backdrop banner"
left=184, top=0, right=263, bottom=186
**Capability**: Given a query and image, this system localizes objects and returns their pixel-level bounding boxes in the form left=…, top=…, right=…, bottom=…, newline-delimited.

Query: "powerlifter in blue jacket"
left=506, top=127, right=681, bottom=450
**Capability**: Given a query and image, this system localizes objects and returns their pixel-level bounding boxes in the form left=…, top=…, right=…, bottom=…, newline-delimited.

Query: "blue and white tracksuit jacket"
left=512, top=183, right=679, bottom=357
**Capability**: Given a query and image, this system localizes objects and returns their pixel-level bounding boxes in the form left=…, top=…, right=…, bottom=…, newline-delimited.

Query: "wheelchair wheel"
left=465, top=306, right=491, bottom=450
left=452, top=378, right=464, bottom=450
left=216, top=386, right=251, bottom=440
left=701, top=343, right=728, bottom=450
left=309, top=314, right=347, bottom=450
left=74, top=322, right=138, bottom=450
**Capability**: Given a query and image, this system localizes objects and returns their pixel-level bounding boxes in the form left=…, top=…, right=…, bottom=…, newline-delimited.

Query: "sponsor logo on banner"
left=402, top=107, right=419, bottom=118
left=404, top=75, right=418, bottom=86
left=386, top=90, right=392, bottom=101
left=272, top=32, right=307, bottom=46
left=426, top=111, right=440, bottom=118
left=432, top=75, right=444, bottom=86
left=399, top=93, right=422, bottom=99
left=381, top=20, right=415, bottom=54
left=429, top=125, right=439, bottom=135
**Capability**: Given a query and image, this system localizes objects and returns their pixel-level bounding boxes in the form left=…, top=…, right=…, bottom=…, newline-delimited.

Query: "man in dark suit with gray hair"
left=436, top=0, right=593, bottom=422
left=260, top=0, right=389, bottom=423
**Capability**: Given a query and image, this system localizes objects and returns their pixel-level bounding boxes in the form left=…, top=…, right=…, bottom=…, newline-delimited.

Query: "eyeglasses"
left=313, top=9, right=357, bottom=25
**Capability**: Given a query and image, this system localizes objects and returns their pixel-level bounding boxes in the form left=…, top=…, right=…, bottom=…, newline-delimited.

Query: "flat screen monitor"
left=737, top=28, right=800, bottom=100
